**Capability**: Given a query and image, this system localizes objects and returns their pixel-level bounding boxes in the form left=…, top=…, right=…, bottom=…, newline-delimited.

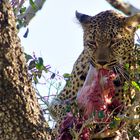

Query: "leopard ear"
left=125, top=13, right=140, bottom=28
left=75, top=11, right=91, bottom=24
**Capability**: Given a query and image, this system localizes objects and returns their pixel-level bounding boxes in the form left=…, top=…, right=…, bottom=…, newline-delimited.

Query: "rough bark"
left=0, top=1, right=50, bottom=140
left=106, top=0, right=140, bottom=15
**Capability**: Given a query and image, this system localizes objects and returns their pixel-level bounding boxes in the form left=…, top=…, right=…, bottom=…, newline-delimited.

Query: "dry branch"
left=106, top=0, right=140, bottom=15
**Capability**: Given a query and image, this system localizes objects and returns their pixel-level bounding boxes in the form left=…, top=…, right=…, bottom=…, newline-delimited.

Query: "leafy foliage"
left=25, top=52, right=67, bottom=124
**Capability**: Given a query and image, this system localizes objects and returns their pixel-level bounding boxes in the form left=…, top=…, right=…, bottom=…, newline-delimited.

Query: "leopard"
left=49, top=10, right=140, bottom=138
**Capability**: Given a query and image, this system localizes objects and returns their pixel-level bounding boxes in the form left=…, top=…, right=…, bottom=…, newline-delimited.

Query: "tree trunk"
left=0, top=1, right=50, bottom=140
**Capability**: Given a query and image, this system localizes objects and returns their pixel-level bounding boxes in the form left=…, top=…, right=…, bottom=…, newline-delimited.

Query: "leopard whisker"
left=115, top=66, right=129, bottom=81
left=117, top=65, right=130, bottom=80
left=113, top=66, right=121, bottom=82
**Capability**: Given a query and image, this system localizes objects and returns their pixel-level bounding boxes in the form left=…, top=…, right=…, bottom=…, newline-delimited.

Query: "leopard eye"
left=126, top=25, right=137, bottom=32
left=85, top=41, right=96, bottom=49
left=127, top=25, right=133, bottom=29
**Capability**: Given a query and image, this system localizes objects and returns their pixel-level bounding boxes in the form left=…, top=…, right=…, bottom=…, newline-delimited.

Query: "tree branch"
left=17, top=0, right=46, bottom=27
left=106, top=0, right=140, bottom=15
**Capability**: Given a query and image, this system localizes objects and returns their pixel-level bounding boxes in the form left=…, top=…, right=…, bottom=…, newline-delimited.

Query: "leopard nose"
left=98, top=61, right=108, bottom=66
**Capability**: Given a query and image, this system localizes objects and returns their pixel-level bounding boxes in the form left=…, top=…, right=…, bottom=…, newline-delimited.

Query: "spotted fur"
left=49, top=10, right=140, bottom=123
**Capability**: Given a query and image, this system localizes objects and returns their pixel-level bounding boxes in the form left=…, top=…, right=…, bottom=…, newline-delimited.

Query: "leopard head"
left=76, top=10, right=140, bottom=69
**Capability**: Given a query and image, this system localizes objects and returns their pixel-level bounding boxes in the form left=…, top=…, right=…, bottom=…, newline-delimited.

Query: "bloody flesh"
left=77, top=65, right=116, bottom=119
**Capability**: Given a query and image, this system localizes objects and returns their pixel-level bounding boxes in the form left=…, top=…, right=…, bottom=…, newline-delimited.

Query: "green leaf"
left=137, top=24, right=140, bottom=29
left=63, top=73, right=71, bottom=81
left=33, top=75, right=38, bottom=84
left=109, top=120, right=116, bottom=129
left=20, top=7, right=26, bottom=14
left=24, top=53, right=33, bottom=62
left=29, top=0, right=37, bottom=10
left=114, top=116, right=121, bottom=121
left=124, top=63, right=129, bottom=70
left=98, top=110, right=104, bottom=119
left=123, top=82, right=129, bottom=91
left=28, top=60, right=36, bottom=70
left=66, top=80, right=71, bottom=87
left=109, top=117, right=121, bottom=129
left=63, top=73, right=70, bottom=78
left=36, top=57, right=44, bottom=70
left=37, top=70, right=42, bottom=79
left=132, top=81, right=140, bottom=91
left=36, top=63, right=43, bottom=70
left=38, top=57, right=43, bottom=65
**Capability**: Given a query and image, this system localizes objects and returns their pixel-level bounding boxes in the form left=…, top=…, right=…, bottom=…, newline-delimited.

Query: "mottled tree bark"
left=0, top=1, right=50, bottom=140
left=106, top=0, right=140, bottom=15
